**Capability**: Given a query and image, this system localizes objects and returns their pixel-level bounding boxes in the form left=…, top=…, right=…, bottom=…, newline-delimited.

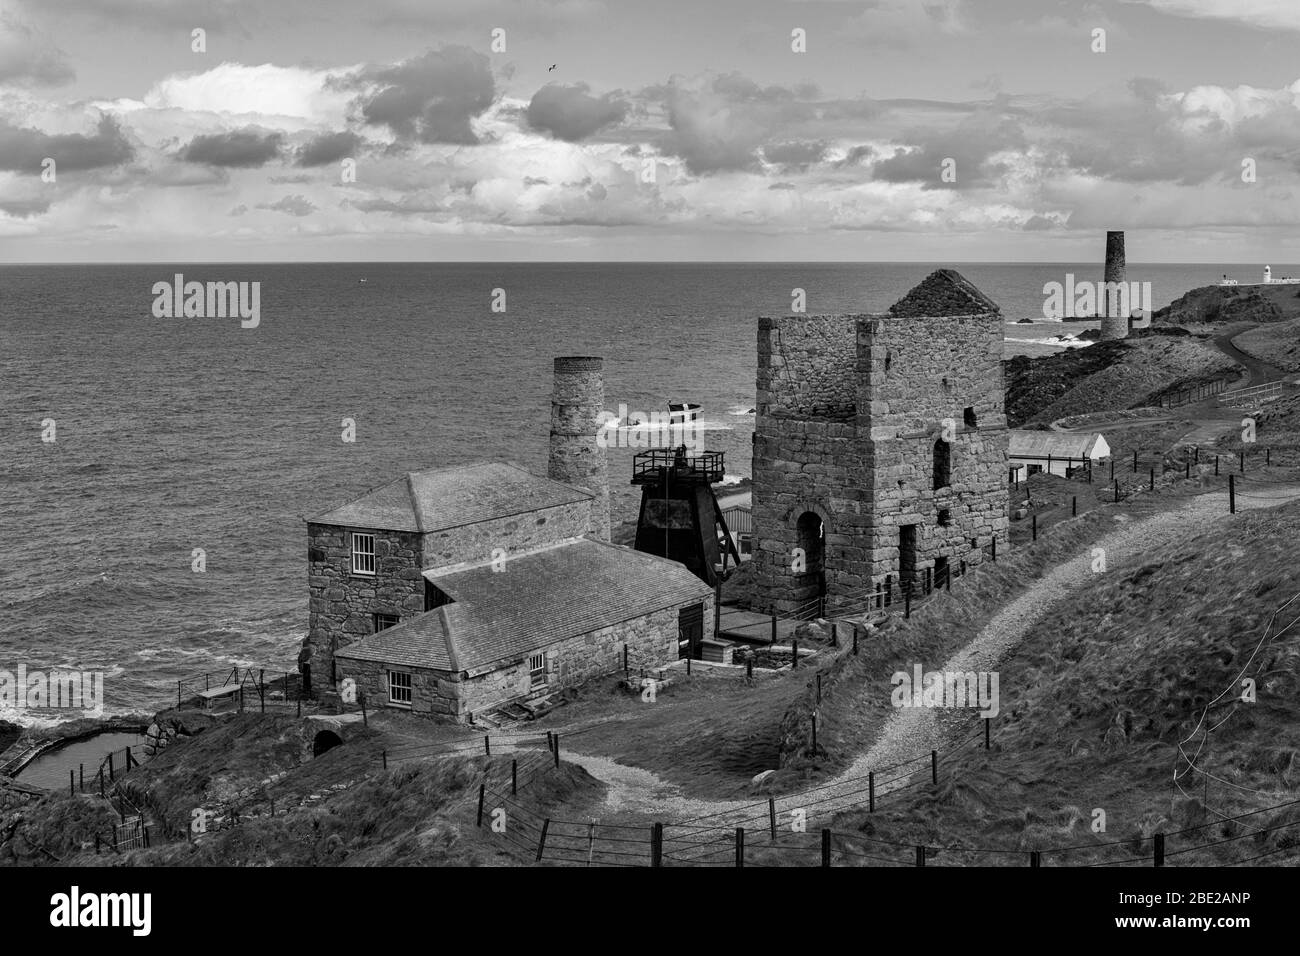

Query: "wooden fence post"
left=1154, top=833, right=1165, bottom=867
left=1072, top=495, right=1077, bottom=517
left=1031, top=514, right=1037, bottom=541
left=651, top=823, right=663, bottom=867
left=108, top=752, right=114, bottom=782
left=1149, top=467, right=1154, bottom=491
left=1229, top=474, right=1236, bottom=514
left=810, top=714, right=817, bottom=755
left=735, top=827, right=745, bottom=868
left=484, top=735, right=491, bottom=756
left=869, top=772, right=875, bottom=812
left=769, top=797, right=777, bottom=840
left=476, top=784, right=485, bottom=826
left=905, top=587, right=911, bottom=618
left=512, top=759, right=517, bottom=795
left=916, top=845, right=926, bottom=867
left=553, top=735, right=560, bottom=768
left=536, top=820, right=550, bottom=862
left=382, top=749, right=387, bottom=770
left=1030, top=851, right=1041, bottom=867
left=771, top=613, right=777, bottom=644
left=931, top=750, right=938, bottom=785
left=985, top=718, right=991, bottom=750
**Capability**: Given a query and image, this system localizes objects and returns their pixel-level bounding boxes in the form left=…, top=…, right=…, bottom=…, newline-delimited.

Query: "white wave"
left=1006, top=335, right=1094, bottom=349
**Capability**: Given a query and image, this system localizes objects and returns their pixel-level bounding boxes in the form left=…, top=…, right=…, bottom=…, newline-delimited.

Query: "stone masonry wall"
left=752, top=309, right=1010, bottom=614
left=756, top=315, right=859, bottom=421
left=858, top=313, right=1010, bottom=584
left=304, top=525, right=425, bottom=688
left=339, top=595, right=712, bottom=723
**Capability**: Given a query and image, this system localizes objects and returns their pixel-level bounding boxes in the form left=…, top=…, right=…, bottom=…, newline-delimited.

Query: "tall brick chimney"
left=549, top=356, right=610, bottom=541
left=1101, top=230, right=1128, bottom=341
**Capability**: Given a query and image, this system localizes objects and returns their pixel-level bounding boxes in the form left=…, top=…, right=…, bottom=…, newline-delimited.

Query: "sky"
left=2, top=0, right=1300, bottom=261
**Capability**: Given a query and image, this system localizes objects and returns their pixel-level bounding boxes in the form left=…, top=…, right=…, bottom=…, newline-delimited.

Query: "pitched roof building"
left=301, top=359, right=714, bottom=723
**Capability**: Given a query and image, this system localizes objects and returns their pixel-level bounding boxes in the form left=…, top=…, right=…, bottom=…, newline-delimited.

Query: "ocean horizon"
left=0, top=260, right=1287, bottom=724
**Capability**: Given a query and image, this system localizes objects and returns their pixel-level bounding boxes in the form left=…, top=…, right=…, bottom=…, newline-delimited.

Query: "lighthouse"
left=1264, top=265, right=1272, bottom=284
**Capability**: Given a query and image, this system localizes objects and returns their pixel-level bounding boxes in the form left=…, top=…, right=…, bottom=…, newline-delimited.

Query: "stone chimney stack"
left=549, top=356, right=610, bottom=541
left=1101, top=230, right=1128, bottom=341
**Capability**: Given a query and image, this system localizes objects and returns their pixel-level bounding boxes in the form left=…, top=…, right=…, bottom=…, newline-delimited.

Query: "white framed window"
left=529, top=652, right=547, bottom=689
left=351, top=533, right=376, bottom=576
left=388, top=670, right=412, bottom=706
left=373, top=613, right=399, bottom=632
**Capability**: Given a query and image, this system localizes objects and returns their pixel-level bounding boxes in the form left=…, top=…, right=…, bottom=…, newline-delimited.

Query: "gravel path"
left=546, top=483, right=1300, bottom=844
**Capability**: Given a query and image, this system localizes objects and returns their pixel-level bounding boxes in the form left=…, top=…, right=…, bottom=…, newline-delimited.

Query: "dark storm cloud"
left=0, top=115, right=132, bottom=172
left=179, top=128, right=283, bottom=167
left=295, top=130, right=360, bottom=167
left=526, top=83, right=627, bottom=141
left=352, top=46, right=494, bottom=145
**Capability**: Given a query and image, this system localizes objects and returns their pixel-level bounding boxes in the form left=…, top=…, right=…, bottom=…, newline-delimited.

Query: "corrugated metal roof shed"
left=1008, top=430, right=1107, bottom=460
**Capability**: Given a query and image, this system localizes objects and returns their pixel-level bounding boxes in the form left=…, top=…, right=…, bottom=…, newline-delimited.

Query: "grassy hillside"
left=828, top=500, right=1300, bottom=865
left=1005, top=333, right=1238, bottom=427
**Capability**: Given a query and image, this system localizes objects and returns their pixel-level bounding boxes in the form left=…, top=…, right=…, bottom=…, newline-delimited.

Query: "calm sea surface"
left=0, top=261, right=1284, bottom=722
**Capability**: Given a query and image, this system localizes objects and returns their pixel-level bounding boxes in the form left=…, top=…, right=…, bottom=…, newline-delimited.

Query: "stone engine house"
left=751, top=269, right=1011, bottom=615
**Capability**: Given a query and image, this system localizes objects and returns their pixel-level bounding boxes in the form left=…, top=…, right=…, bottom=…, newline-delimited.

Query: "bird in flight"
left=549, top=64, right=557, bottom=71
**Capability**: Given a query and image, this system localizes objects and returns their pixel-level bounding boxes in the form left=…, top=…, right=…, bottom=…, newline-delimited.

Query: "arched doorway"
left=312, top=730, right=343, bottom=757
left=794, top=511, right=826, bottom=606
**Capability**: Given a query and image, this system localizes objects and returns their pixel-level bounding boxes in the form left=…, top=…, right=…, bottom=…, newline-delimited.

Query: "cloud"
left=143, top=62, right=354, bottom=128
left=657, top=73, right=820, bottom=174
left=763, top=140, right=828, bottom=170
left=0, top=196, right=51, bottom=217
left=179, top=128, right=283, bottom=166
left=352, top=46, right=494, bottom=144
left=257, top=194, right=315, bottom=215
left=0, top=114, right=132, bottom=172
left=296, top=130, right=360, bottom=166
left=526, top=83, right=627, bottom=141
left=1128, top=0, right=1300, bottom=32
left=0, top=9, right=73, bottom=85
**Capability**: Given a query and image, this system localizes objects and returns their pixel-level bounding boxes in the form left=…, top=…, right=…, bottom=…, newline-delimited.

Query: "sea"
left=0, top=261, right=1289, bottom=724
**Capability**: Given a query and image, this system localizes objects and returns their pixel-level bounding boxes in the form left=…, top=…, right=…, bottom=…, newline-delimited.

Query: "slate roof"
left=334, top=537, right=712, bottom=673
left=310, top=462, right=594, bottom=533
left=887, top=269, right=1002, bottom=317
left=1008, top=430, right=1106, bottom=460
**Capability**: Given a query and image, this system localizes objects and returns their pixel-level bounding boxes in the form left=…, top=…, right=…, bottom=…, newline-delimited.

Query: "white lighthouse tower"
left=1264, top=265, right=1272, bottom=284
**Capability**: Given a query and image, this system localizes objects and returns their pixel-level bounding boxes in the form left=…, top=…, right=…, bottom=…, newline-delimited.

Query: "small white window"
left=529, top=652, right=547, bottom=689
left=351, top=533, right=376, bottom=576
left=373, top=613, right=399, bottom=632
left=388, top=671, right=412, bottom=706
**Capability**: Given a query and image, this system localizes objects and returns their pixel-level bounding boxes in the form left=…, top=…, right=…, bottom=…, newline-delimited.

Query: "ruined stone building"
left=301, top=357, right=713, bottom=722
left=750, top=270, right=1010, bottom=615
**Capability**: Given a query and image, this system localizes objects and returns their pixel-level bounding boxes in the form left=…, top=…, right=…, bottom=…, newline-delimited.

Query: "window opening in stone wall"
left=529, top=652, right=548, bottom=689
left=351, top=532, right=376, bottom=576
left=373, top=612, right=399, bottom=632
left=388, top=670, right=412, bottom=706
left=964, top=406, right=977, bottom=427
left=938, top=508, right=952, bottom=527
left=933, top=439, right=951, bottom=490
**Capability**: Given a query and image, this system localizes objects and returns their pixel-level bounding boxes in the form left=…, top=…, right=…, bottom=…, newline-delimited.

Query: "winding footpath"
left=539, top=482, right=1300, bottom=835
